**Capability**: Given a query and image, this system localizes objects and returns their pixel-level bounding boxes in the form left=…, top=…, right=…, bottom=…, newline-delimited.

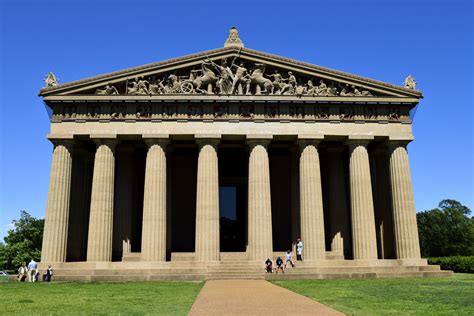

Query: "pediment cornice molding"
left=39, top=46, right=422, bottom=99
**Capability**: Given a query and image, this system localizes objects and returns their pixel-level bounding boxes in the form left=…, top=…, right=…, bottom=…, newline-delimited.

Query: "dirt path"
left=189, top=280, right=344, bottom=315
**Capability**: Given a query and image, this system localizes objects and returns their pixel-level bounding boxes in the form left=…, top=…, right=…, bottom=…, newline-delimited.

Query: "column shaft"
left=87, top=140, right=116, bottom=262
left=328, top=147, right=351, bottom=257
left=195, top=139, right=220, bottom=262
left=141, top=140, right=168, bottom=261
left=389, top=143, right=421, bottom=259
left=247, top=140, right=273, bottom=261
left=348, top=141, right=378, bottom=259
left=299, top=141, right=326, bottom=260
left=41, top=141, right=73, bottom=263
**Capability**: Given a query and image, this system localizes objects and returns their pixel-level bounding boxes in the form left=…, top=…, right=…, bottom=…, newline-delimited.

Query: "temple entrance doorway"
left=218, top=145, right=248, bottom=252
left=219, top=186, right=246, bottom=252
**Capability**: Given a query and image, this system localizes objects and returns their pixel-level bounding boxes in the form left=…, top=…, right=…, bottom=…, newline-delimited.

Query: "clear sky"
left=0, top=0, right=472, bottom=239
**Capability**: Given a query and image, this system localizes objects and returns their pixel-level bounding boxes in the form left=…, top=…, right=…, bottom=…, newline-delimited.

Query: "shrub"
left=428, top=256, right=474, bottom=273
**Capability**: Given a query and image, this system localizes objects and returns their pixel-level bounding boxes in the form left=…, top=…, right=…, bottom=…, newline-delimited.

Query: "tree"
left=417, top=199, right=474, bottom=258
left=0, top=211, right=44, bottom=270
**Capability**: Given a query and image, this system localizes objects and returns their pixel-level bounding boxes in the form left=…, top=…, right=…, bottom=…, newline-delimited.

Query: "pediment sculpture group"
left=94, top=59, right=375, bottom=97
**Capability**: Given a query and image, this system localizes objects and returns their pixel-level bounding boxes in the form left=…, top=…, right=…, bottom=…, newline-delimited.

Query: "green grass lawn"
left=0, top=281, right=203, bottom=315
left=272, top=273, right=474, bottom=315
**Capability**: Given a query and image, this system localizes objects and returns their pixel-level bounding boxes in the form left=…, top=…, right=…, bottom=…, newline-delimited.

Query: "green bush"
left=428, top=256, right=474, bottom=273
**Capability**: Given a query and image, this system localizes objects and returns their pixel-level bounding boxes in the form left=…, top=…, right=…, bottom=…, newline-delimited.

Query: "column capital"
left=49, top=139, right=75, bottom=150
left=345, top=139, right=372, bottom=150
left=297, top=139, right=321, bottom=151
left=387, top=139, right=412, bottom=151
left=144, top=138, right=169, bottom=148
left=246, top=135, right=272, bottom=148
left=92, top=138, right=118, bottom=149
left=195, top=136, right=220, bottom=149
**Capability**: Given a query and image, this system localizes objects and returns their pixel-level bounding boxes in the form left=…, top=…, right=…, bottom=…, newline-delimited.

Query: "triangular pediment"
left=39, top=46, right=422, bottom=99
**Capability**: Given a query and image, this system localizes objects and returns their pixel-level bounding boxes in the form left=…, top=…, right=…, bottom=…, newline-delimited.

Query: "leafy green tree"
left=417, top=200, right=474, bottom=257
left=1, top=211, right=44, bottom=270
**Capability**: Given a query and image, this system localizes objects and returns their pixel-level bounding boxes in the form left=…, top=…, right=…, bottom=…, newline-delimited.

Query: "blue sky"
left=0, top=0, right=472, bottom=239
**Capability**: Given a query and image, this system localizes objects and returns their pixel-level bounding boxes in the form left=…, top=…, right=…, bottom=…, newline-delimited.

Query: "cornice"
left=39, top=46, right=422, bottom=98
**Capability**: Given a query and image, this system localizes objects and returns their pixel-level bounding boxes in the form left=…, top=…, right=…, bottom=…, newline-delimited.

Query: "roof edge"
left=39, top=46, right=422, bottom=98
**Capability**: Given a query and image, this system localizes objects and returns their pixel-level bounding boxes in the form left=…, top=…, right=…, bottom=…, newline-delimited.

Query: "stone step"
left=419, top=265, right=440, bottom=271
left=53, top=268, right=207, bottom=276
left=206, top=275, right=265, bottom=280
left=122, top=253, right=141, bottom=262
left=54, top=274, right=206, bottom=282
left=266, top=273, right=378, bottom=280
left=281, top=266, right=428, bottom=274
left=422, top=271, right=453, bottom=277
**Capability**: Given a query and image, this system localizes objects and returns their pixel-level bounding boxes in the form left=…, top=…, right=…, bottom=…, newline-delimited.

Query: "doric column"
left=389, top=141, right=421, bottom=259
left=141, top=137, right=169, bottom=261
left=347, top=139, right=378, bottom=259
left=298, top=138, right=326, bottom=260
left=195, top=137, right=220, bottom=262
left=41, top=140, right=73, bottom=263
left=327, top=145, right=351, bottom=257
left=247, top=137, right=273, bottom=261
left=87, top=138, right=117, bottom=262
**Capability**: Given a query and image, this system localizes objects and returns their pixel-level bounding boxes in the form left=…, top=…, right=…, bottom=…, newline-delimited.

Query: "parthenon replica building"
left=38, top=28, right=449, bottom=280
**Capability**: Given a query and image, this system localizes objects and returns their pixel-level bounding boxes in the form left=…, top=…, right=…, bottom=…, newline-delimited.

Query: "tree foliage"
left=417, top=200, right=474, bottom=257
left=0, top=211, right=44, bottom=270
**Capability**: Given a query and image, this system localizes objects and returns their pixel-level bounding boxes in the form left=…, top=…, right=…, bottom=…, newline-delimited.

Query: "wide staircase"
left=46, top=252, right=452, bottom=281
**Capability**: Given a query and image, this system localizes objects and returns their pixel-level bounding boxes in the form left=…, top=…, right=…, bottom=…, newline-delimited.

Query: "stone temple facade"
left=38, top=28, right=450, bottom=280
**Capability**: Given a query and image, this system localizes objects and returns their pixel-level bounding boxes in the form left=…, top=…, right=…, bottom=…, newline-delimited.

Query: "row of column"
left=41, top=137, right=421, bottom=263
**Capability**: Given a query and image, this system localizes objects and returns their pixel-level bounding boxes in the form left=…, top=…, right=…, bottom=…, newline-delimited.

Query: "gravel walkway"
left=189, top=280, right=343, bottom=315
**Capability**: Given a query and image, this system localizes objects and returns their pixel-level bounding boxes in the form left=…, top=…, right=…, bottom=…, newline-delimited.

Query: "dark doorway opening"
left=219, top=186, right=246, bottom=252
left=218, top=146, right=248, bottom=252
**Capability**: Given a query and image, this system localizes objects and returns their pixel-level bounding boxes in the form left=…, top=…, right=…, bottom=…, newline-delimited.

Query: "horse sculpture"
left=250, top=63, right=274, bottom=94
left=192, top=62, right=219, bottom=94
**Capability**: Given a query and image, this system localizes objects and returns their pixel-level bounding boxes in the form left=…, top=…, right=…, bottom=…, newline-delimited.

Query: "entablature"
left=47, top=98, right=413, bottom=125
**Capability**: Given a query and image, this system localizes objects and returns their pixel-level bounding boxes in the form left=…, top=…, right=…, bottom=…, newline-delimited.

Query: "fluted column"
left=389, top=141, right=421, bottom=259
left=327, top=146, right=351, bottom=257
left=195, top=138, right=220, bottom=262
left=41, top=140, right=73, bottom=263
left=247, top=138, right=273, bottom=261
left=298, top=139, right=326, bottom=260
left=87, top=139, right=116, bottom=262
left=141, top=138, right=168, bottom=261
left=347, top=140, right=378, bottom=259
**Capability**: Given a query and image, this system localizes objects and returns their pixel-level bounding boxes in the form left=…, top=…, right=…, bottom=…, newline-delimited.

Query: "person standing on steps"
left=296, top=238, right=303, bottom=261
left=285, top=250, right=295, bottom=268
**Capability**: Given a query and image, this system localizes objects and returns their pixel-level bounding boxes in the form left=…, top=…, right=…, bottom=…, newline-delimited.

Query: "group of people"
left=265, top=238, right=304, bottom=274
left=17, top=259, right=53, bottom=283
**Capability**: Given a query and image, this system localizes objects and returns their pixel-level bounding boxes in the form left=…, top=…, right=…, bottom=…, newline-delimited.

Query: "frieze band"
left=50, top=102, right=409, bottom=123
